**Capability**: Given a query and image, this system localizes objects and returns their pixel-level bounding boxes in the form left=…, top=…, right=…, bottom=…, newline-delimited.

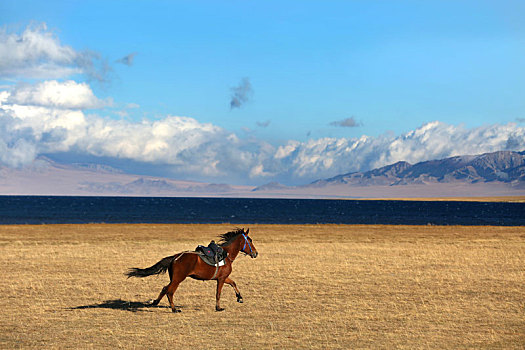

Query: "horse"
left=126, top=228, right=258, bottom=312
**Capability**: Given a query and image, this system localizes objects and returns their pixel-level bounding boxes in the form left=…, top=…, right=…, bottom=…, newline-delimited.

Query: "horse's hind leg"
left=165, top=259, right=189, bottom=313
left=225, top=277, right=243, bottom=303
left=149, top=263, right=174, bottom=306
left=158, top=252, right=194, bottom=313
left=149, top=285, right=169, bottom=306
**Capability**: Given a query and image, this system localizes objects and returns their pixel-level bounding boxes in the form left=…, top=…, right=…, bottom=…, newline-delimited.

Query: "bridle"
left=241, top=234, right=254, bottom=256
left=227, top=233, right=255, bottom=262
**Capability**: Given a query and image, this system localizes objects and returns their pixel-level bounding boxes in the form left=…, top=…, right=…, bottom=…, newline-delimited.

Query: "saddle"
left=195, top=241, right=227, bottom=266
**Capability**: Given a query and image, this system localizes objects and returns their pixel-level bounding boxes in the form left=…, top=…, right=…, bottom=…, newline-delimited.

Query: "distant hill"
left=0, top=157, right=250, bottom=197
left=252, top=182, right=292, bottom=192
left=1, top=151, right=524, bottom=198
left=309, top=150, right=525, bottom=188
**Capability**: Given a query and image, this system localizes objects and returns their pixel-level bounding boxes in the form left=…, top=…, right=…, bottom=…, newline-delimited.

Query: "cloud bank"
left=1, top=79, right=524, bottom=184
left=0, top=83, right=245, bottom=176
left=266, top=122, right=525, bottom=181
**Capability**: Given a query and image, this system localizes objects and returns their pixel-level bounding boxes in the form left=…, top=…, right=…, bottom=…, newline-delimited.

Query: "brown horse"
left=126, top=228, right=258, bottom=312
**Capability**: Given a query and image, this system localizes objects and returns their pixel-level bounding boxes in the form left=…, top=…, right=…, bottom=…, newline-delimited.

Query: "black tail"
left=126, top=254, right=176, bottom=278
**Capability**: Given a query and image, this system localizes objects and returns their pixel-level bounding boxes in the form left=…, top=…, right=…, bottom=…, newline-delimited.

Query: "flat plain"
left=1, top=224, right=524, bottom=349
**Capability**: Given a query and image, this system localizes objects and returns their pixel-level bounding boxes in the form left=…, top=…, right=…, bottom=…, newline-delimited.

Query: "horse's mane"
left=218, top=228, right=246, bottom=246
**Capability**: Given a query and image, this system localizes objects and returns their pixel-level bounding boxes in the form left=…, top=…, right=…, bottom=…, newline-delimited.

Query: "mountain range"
left=1, top=151, right=524, bottom=198
left=308, top=150, right=525, bottom=187
left=253, top=150, right=525, bottom=198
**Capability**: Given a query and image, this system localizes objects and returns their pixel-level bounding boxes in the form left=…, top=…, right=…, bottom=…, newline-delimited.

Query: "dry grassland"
left=0, top=224, right=524, bottom=349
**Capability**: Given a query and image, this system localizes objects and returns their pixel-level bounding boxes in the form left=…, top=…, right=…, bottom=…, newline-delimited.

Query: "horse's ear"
left=246, top=228, right=249, bottom=235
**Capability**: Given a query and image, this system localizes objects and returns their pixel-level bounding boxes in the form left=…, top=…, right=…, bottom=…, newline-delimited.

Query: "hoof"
left=216, top=307, right=225, bottom=312
left=148, top=299, right=159, bottom=306
left=237, top=297, right=243, bottom=303
left=171, top=308, right=182, bottom=313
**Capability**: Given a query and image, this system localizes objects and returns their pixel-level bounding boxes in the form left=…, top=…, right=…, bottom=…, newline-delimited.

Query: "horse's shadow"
left=70, top=299, right=180, bottom=313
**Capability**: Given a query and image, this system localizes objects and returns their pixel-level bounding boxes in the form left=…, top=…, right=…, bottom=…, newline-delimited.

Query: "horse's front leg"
left=216, top=279, right=225, bottom=312
left=225, top=277, right=243, bottom=303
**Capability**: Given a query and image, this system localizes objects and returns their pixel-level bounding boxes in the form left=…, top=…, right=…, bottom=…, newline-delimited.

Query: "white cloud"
left=0, top=23, right=77, bottom=79
left=0, top=23, right=109, bottom=81
left=0, top=115, right=39, bottom=167
left=8, top=80, right=110, bottom=109
left=81, top=115, right=229, bottom=166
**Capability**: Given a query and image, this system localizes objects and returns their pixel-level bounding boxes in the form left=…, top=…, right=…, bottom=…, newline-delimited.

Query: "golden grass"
left=1, top=224, right=524, bottom=349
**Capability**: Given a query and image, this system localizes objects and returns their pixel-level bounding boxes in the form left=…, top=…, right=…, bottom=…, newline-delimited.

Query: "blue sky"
left=1, top=1, right=524, bottom=185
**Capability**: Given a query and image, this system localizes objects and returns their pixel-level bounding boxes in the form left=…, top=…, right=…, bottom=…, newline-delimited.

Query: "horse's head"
left=239, top=228, right=258, bottom=258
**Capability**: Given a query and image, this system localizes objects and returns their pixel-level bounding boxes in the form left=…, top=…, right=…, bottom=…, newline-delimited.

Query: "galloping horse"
left=126, top=228, right=258, bottom=312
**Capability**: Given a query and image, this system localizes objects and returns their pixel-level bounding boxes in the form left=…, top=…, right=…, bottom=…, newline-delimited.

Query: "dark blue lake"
left=0, top=196, right=523, bottom=225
